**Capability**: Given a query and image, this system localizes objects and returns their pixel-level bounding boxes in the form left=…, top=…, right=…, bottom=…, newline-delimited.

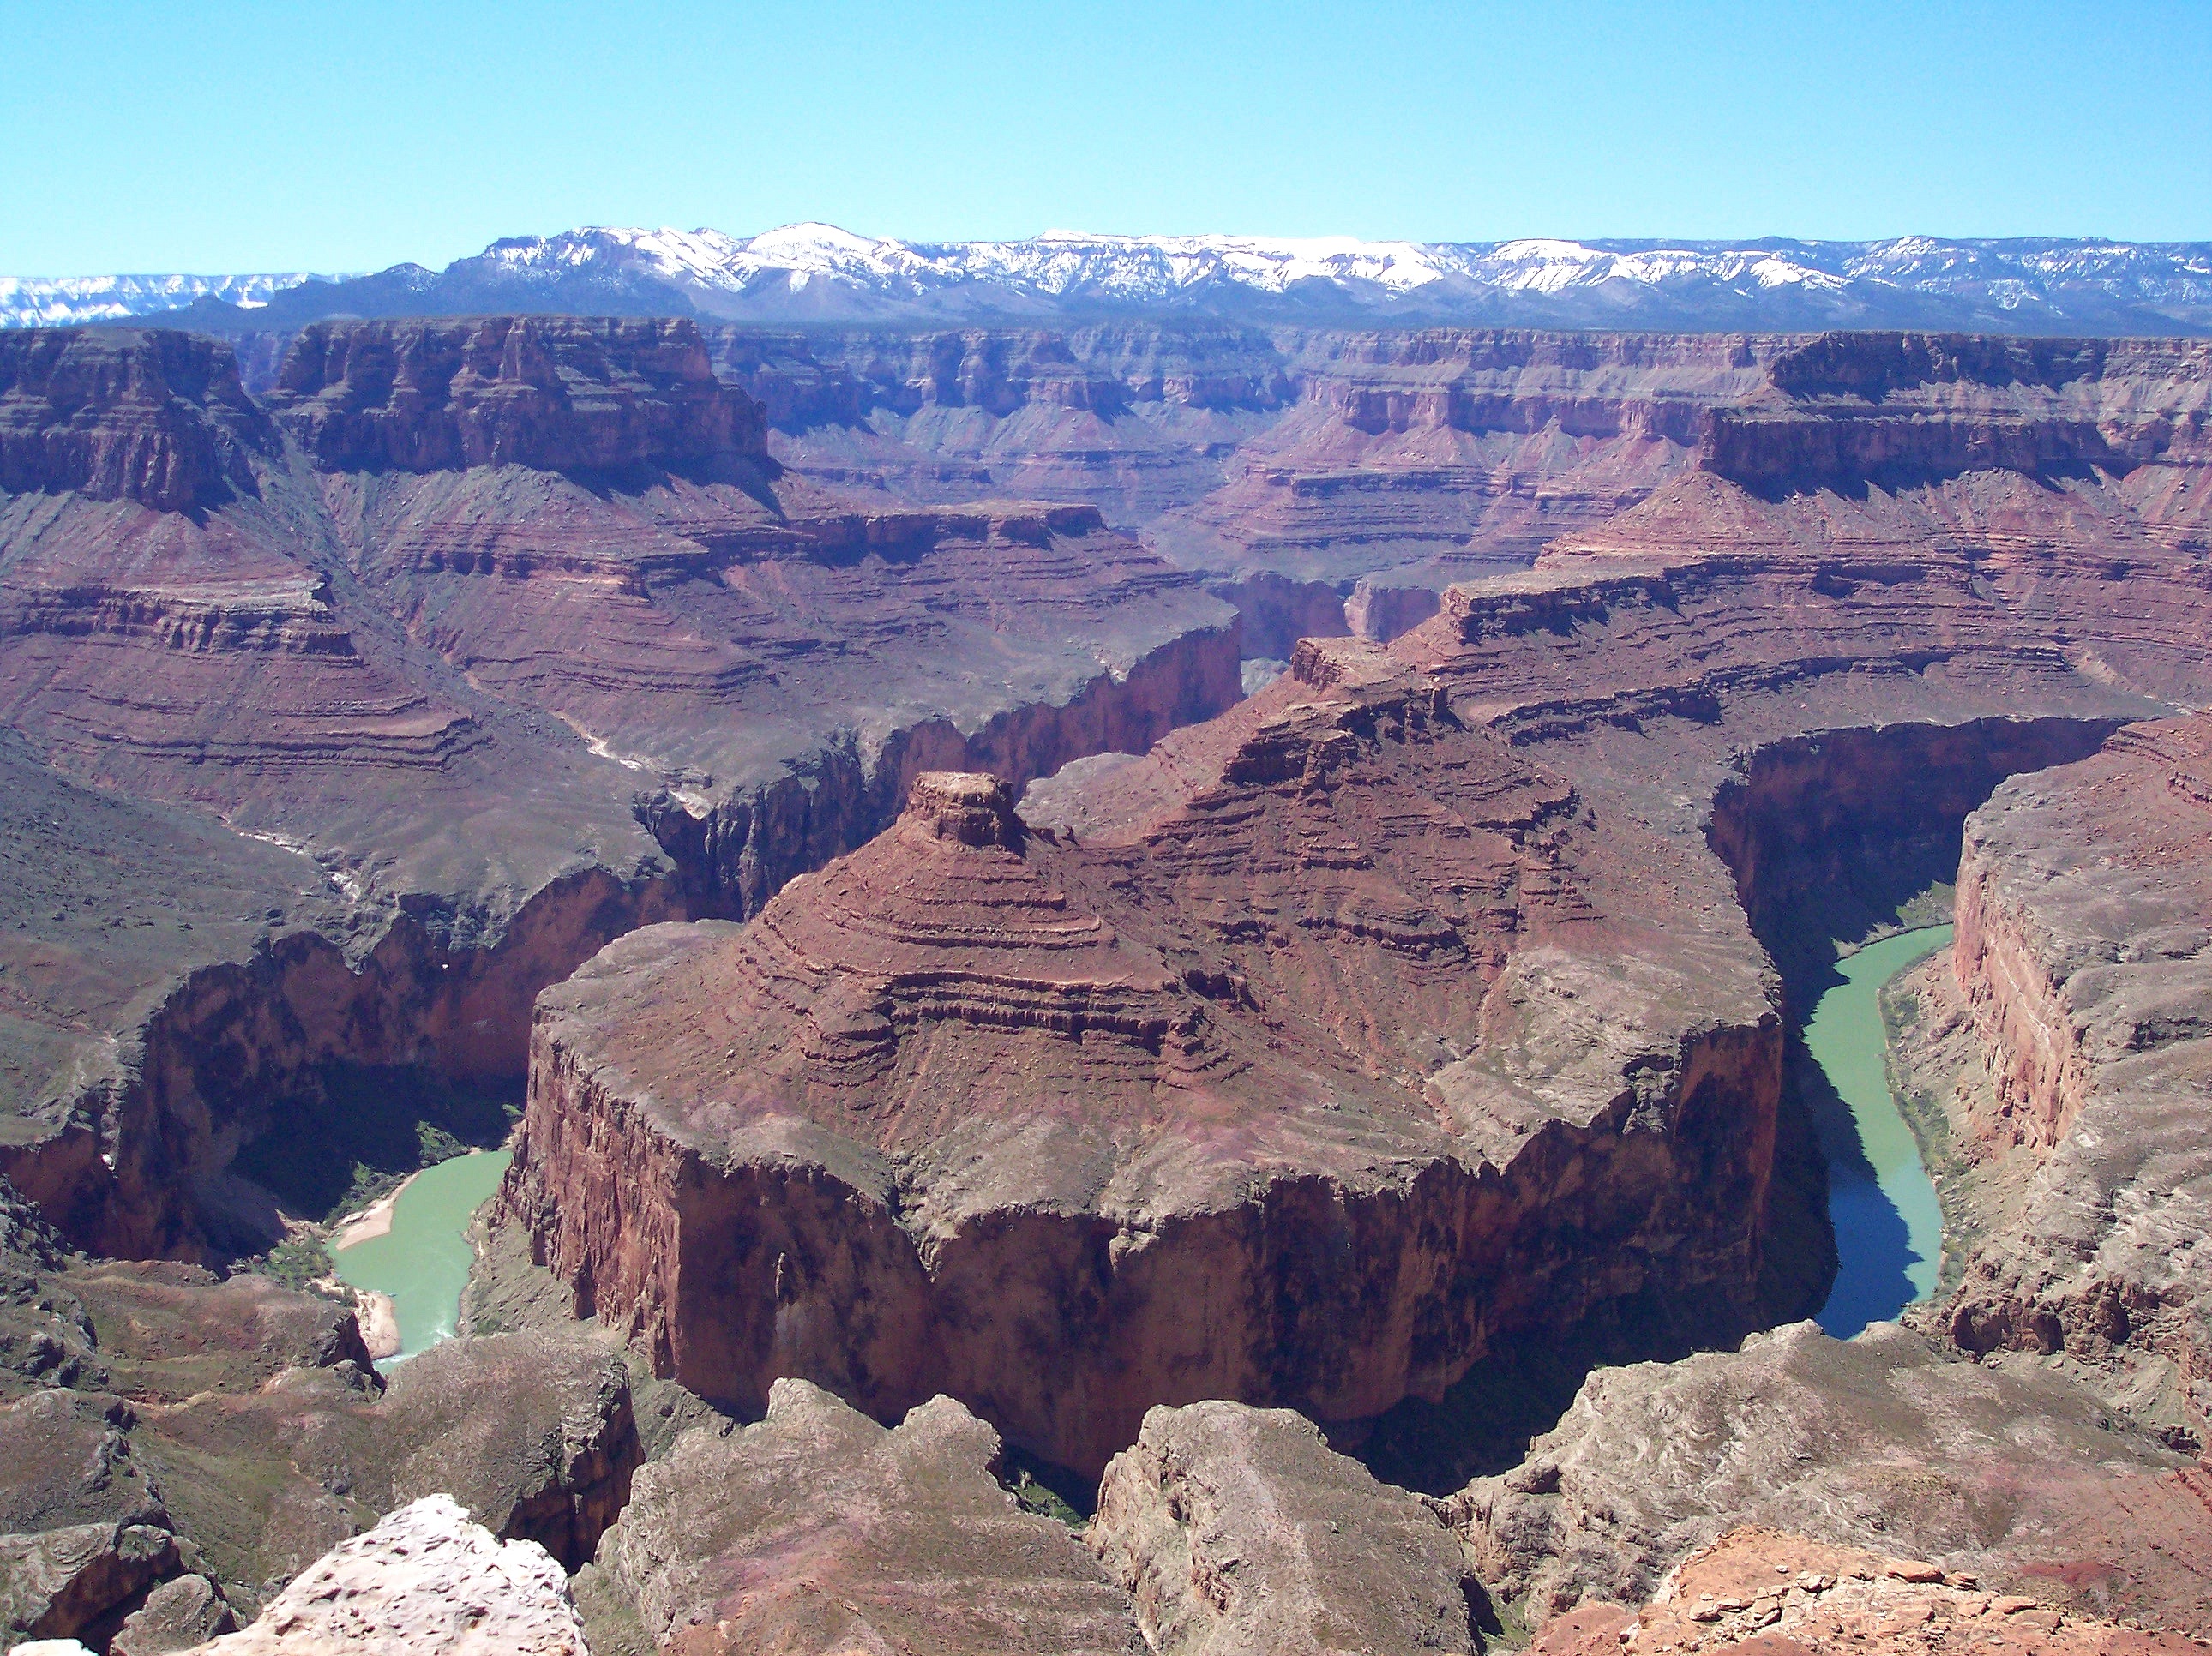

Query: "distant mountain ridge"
left=8, top=225, right=2212, bottom=333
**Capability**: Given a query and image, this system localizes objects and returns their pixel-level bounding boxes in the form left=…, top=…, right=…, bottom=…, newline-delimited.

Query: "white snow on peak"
left=5, top=228, right=2210, bottom=328
left=0, top=270, right=339, bottom=328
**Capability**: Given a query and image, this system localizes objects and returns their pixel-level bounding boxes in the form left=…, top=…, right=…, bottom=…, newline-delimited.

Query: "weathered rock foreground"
left=189, top=1495, right=586, bottom=1655
left=580, top=1377, right=1141, bottom=1655
left=0, top=1179, right=640, bottom=1645
left=1090, top=1400, right=1477, bottom=1654
left=1530, top=1527, right=2203, bottom=1656
left=1446, top=1320, right=2212, bottom=1632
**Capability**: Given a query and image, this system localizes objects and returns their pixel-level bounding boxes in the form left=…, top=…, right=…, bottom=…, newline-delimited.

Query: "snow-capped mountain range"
left=8, top=226, right=2211, bottom=333
left=0, top=270, right=350, bottom=328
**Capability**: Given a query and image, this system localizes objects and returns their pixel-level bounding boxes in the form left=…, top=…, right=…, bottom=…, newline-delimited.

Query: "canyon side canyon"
left=0, top=314, right=2207, bottom=1655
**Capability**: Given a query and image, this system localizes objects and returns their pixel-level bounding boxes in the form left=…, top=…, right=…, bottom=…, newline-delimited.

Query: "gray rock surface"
left=1444, top=1321, right=2212, bottom=1633
left=111, top=1574, right=237, bottom=1654
left=188, top=1494, right=584, bottom=1655
left=1090, top=1400, right=1477, bottom=1655
left=583, top=1377, right=1142, bottom=1656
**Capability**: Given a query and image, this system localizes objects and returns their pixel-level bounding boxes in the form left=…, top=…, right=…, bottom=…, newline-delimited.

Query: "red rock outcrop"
left=1530, top=1528, right=2202, bottom=1656
left=0, top=328, right=273, bottom=512
left=265, top=315, right=765, bottom=475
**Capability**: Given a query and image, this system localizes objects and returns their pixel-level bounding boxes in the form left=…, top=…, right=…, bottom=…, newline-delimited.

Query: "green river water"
left=1806, top=924, right=1951, bottom=1338
left=315, top=935, right=1947, bottom=1364
left=332, top=1148, right=511, bottom=1362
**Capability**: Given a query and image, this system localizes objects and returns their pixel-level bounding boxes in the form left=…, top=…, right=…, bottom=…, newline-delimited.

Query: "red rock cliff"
left=266, top=315, right=766, bottom=474
left=0, top=327, right=272, bottom=511
left=505, top=648, right=1787, bottom=1476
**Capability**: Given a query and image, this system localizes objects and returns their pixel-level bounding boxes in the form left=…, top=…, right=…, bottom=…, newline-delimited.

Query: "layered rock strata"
left=1912, top=716, right=2212, bottom=1425
left=502, top=323, right=2212, bottom=1502
left=1446, top=1320, right=2210, bottom=1633
left=579, top=1377, right=1141, bottom=1656
left=0, top=321, right=1240, bottom=1255
left=508, top=644, right=1788, bottom=1475
left=729, top=327, right=2211, bottom=601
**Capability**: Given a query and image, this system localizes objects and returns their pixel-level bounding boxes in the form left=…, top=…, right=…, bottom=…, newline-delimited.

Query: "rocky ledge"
left=1894, top=714, right=2212, bottom=1429
left=1530, top=1527, right=2203, bottom=1656
left=579, top=1377, right=1139, bottom=1656
left=189, top=1494, right=587, bottom=1655
left=1446, top=1319, right=2211, bottom=1633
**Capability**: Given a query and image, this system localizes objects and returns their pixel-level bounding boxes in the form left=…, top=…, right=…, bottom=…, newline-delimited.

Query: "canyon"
left=0, top=317, right=1241, bottom=1257
left=2, top=309, right=2210, bottom=1653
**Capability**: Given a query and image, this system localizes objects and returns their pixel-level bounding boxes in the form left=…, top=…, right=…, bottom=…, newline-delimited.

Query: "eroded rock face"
left=1921, top=716, right=2212, bottom=1425
left=582, top=1377, right=1140, bottom=1656
left=189, top=1494, right=586, bottom=1655
left=378, top=1333, right=639, bottom=1569
left=135, top=1329, right=638, bottom=1599
left=264, top=316, right=763, bottom=475
left=0, top=329, right=273, bottom=512
left=0, top=319, right=1241, bottom=1257
left=111, top=1573, right=237, bottom=1654
left=0, top=1521, right=177, bottom=1650
left=509, top=644, right=1788, bottom=1475
left=1530, top=1527, right=2203, bottom=1656
left=1445, top=1321, right=2211, bottom=1633
left=1089, top=1400, right=1476, bottom=1655
left=0, top=1197, right=636, bottom=1620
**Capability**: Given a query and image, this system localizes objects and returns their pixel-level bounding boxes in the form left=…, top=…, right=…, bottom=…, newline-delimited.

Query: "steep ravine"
left=1698, top=714, right=2128, bottom=1326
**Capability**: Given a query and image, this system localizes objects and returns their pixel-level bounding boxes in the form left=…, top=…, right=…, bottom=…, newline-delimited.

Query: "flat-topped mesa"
left=263, top=315, right=768, bottom=475
left=506, top=624, right=1789, bottom=1476
left=1695, top=331, right=2209, bottom=499
left=0, top=327, right=273, bottom=511
left=903, top=770, right=1025, bottom=849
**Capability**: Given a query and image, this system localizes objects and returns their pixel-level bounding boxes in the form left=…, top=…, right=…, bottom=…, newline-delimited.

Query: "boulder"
left=1090, top=1400, right=1477, bottom=1654
left=584, top=1377, right=1141, bottom=1655
left=187, top=1494, right=584, bottom=1655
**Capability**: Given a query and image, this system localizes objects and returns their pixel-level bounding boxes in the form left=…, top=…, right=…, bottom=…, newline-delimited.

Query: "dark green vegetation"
left=251, top=1233, right=334, bottom=1293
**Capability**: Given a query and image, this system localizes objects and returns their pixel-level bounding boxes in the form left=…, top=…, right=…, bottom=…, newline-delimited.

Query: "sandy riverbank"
left=329, top=1169, right=424, bottom=1251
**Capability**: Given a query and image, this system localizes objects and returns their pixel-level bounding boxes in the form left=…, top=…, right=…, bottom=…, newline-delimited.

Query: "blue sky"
left=3, top=0, right=2208, bottom=274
